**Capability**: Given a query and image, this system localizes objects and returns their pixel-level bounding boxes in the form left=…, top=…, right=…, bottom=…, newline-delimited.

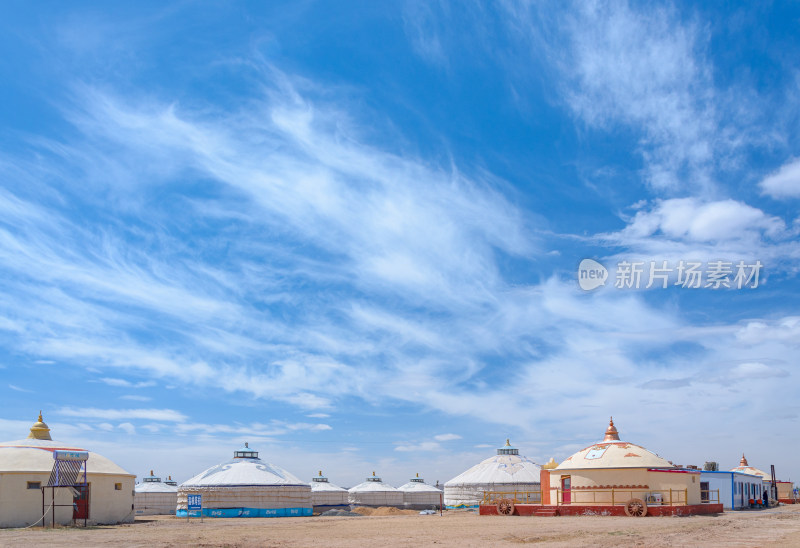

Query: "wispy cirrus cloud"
left=57, top=407, right=187, bottom=422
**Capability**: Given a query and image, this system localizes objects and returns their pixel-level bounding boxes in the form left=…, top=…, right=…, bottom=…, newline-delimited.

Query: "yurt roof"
left=0, top=413, right=133, bottom=477
left=180, top=443, right=308, bottom=487
left=399, top=475, right=441, bottom=492
left=729, top=454, right=770, bottom=480
left=555, top=418, right=674, bottom=471
left=135, top=469, right=178, bottom=492
left=348, top=472, right=399, bottom=493
left=444, top=440, right=541, bottom=487
left=310, top=471, right=347, bottom=492
left=135, top=480, right=177, bottom=493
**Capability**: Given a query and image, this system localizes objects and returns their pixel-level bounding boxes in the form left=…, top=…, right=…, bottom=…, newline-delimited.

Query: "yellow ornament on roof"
left=28, top=411, right=52, bottom=440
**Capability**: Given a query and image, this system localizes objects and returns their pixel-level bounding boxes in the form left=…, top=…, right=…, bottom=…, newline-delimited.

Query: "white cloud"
left=118, top=422, right=136, bottom=435
left=433, top=433, right=461, bottom=441
left=57, top=407, right=187, bottom=422
left=760, top=158, right=800, bottom=199
left=525, top=1, right=718, bottom=192
left=395, top=441, right=441, bottom=452
left=99, top=377, right=156, bottom=388
left=729, top=362, right=788, bottom=380
left=119, top=395, right=152, bottom=402
left=8, top=384, right=32, bottom=393
left=619, top=198, right=785, bottom=242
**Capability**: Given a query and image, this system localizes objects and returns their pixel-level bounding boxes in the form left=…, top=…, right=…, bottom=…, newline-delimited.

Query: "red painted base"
left=778, top=499, right=797, bottom=504
left=479, top=503, right=724, bottom=517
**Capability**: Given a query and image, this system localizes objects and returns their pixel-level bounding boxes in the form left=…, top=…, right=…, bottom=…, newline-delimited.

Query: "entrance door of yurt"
left=561, top=476, right=571, bottom=504
left=73, top=484, right=90, bottom=520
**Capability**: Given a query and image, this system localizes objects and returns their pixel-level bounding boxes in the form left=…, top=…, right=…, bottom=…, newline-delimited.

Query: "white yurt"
left=176, top=442, right=311, bottom=517
left=398, top=473, right=443, bottom=510
left=134, top=470, right=178, bottom=515
left=0, top=412, right=135, bottom=528
left=310, top=470, right=349, bottom=513
left=444, top=439, right=541, bottom=508
left=348, top=472, right=403, bottom=508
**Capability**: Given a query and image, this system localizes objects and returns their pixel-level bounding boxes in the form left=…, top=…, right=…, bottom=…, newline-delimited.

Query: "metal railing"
left=482, top=487, right=720, bottom=507
left=482, top=490, right=542, bottom=504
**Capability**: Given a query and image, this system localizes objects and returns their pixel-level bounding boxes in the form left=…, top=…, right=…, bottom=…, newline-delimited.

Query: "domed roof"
left=348, top=472, right=399, bottom=493
left=729, top=454, right=770, bottom=480
left=180, top=443, right=308, bottom=487
left=310, top=470, right=347, bottom=492
left=555, top=418, right=674, bottom=471
left=0, top=413, right=133, bottom=477
left=444, top=439, right=541, bottom=487
left=398, top=473, right=442, bottom=493
left=135, top=470, right=178, bottom=493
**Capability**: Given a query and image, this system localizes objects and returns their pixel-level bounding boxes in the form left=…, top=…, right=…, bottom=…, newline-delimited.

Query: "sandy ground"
left=2, top=505, right=800, bottom=547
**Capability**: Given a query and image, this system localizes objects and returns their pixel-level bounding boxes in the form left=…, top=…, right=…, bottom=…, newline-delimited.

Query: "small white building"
left=699, top=469, right=763, bottom=510
left=0, top=413, right=135, bottom=528
left=310, top=471, right=349, bottom=513
left=134, top=470, right=178, bottom=515
left=444, top=440, right=541, bottom=508
left=398, top=473, right=442, bottom=510
left=348, top=472, right=403, bottom=508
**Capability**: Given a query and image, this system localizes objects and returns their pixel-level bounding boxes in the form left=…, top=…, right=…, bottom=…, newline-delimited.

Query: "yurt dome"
left=555, top=418, right=674, bottom=471
left=544, top=418, right=708, bottom=510
left=444, top=439, right=541, bottom=508
left=348, top=471, right=404, bottom=508
left=135, top=470, right=178, bottom=515
left=310, top=470, right=349, bottom=513
left=0, top=412, right=135, bottom=527
left=176, top=442, right=312, bottom=518
left=398, top=473, right=443, bottom=510
left=729, top=455, right=770, bottom=480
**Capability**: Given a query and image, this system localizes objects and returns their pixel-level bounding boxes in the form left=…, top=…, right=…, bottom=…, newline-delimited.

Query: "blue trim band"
left=176, top=507, right=312, bottom=518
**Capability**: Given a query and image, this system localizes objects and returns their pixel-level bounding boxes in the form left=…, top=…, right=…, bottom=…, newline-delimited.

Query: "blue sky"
left=1, top=1, right=799, bottom=487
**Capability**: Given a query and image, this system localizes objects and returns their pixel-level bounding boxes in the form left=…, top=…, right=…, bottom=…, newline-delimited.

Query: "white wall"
left=0, top=472, right=134, bottom=528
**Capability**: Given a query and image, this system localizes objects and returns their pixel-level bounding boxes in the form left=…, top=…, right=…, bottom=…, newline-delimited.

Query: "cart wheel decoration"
left=624, top=498, right=647, bottom=517
left=496, top=498, right=515, bottom=516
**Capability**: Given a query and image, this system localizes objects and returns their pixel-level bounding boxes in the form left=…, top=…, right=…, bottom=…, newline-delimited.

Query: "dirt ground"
left=2, top=505, right=800, bottom=547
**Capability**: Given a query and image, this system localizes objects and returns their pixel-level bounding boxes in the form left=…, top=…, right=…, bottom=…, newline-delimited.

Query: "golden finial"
left=319, top=470, right=322, bottom=476
left=150, top=469, right=154, bottom=476
left=740, top=454, right=748, bottom=467
left=505, top=439, right=511, bottom=446
left=542, top=457, right=559, bottom=470
left=28, top=411, right=52, bottom=440
left=372, top=471, right=376, bottom=476
left=416, top=472, right=419, bottom=478
left=603, top=416, right=620, bottom=442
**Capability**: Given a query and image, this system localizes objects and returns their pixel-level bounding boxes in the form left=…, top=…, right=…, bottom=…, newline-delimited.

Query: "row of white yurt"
left=176, top=443, right=312, bottom=517
left=398, top=473, right=443, bottom=510
left=444, top=439, right=541, bottom=508
left=310, top=471, right=348, bottom=512
left=134, top=470, right=178, bottom=515
left=348, top=472, right=404, bottom=507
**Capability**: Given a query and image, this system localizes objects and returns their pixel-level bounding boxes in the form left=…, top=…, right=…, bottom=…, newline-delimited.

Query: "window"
left=27, top=481, right=41, bottom=490
left=700, top=481, right=709, bottom=502
left=114, top=483, right=122, bottom=490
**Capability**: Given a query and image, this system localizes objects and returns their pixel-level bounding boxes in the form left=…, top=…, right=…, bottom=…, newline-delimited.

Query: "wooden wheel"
left=496, top=498, right=515, bottom=516
left=624, top=498, right=647, bottom=517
